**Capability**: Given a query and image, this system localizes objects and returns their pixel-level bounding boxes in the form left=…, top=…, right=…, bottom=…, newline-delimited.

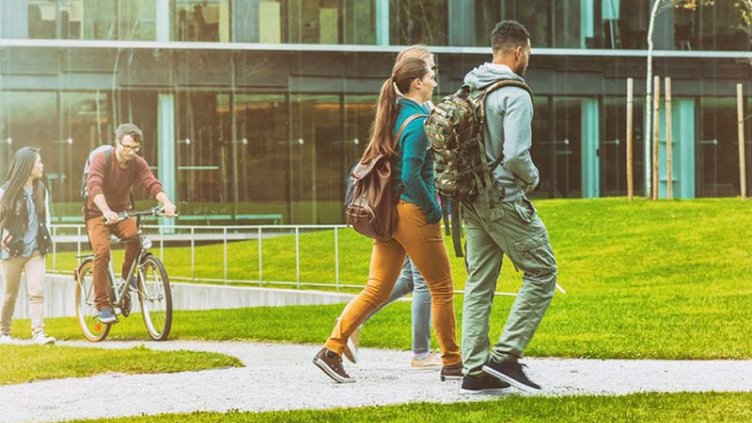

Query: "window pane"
left=234, top=93, right=290, bottom=220
left=391, top=0, right=448, bottom=46
left=290, top=94, right=342, bottom=224
left=602, top=97, right=645, bottom=196
left=74, top=0, right=157, bottom=40
left=344, top=94, right=377, bottom=169
left=0, top=92, right=58, bottom=199
left=175, top=0, right=230, bottom=42
left=697, top=98, right=744, bottom=196
left=27, top=0, right=57, bottom=39
left=60, top=91, right=111, bottom=207
left=176, top=91, right=230, bottom=212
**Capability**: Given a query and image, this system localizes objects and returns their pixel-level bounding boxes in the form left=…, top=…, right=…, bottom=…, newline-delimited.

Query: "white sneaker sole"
left=482, top=365, right=542, bottom=393
left=460, top=387, right=514, bottom=395
left=313, top=357, right=355, bottom=384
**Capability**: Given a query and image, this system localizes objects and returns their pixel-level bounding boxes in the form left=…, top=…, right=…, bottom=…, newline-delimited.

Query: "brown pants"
left=86, top=217, right=138, bottom=310
left=325, top=201, right=461, bottom=366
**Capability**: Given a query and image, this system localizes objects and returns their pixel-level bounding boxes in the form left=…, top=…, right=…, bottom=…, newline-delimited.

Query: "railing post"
left=159, top=225, right=164, bottom=260
left=76, top=225, right=81, bottom=257
left=190, top=226, right=195, bottom=281
left=258, top=226, right=263, bottom=287
left=295, top=226, right=300, bottom=289
left=223, top=227, right=228, bottom=285
left=334, top=226, right=340, bottom=291
left=52, top=226, right=57, bottom=271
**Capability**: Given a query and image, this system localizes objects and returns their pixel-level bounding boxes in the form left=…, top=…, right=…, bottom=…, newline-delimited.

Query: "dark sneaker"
left=439, top=362, right=463, bottom=381
left=461, top=373, right=511, bottom=395
left=313, top=348, right=354, bottom=383
left=483, top=359, right=542, bottom=393
left=98, top=307, right=118, bottom=324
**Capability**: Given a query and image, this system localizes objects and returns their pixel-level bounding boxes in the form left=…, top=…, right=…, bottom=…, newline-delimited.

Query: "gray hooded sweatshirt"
left=463, top=63, right=539, bottom=202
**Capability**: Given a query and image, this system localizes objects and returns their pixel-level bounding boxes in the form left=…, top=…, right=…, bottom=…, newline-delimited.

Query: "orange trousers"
left=325, top=201, right=461, bottom=366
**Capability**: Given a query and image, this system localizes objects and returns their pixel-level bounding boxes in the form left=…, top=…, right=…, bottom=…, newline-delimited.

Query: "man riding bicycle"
left=85, top=123, right=176, bottom=324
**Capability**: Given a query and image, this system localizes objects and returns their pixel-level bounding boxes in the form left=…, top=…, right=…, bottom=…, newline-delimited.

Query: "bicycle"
left=74, top=206, right=173, bottom=342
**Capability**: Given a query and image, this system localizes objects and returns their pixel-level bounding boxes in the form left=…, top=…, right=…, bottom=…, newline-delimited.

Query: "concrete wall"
left=0, top=274, right=356, bottom=319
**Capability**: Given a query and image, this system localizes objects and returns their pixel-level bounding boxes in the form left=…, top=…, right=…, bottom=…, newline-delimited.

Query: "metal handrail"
left=47, top=223, right=519, bottom=296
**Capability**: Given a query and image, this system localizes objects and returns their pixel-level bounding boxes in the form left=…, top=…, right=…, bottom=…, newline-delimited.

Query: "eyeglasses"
left=119, top=141, right=141, bottom=153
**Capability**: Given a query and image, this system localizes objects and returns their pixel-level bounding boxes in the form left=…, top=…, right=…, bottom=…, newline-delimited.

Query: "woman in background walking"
left=0, top=147, right=54, bottom=345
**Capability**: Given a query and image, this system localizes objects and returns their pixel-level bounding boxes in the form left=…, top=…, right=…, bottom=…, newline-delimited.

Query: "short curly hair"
left=491, top=20, right=530, bottom=55
left=115, top=123, right=143, bottom=144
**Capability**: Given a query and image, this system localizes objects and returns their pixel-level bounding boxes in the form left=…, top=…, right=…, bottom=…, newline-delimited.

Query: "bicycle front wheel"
left=137, top=254, right=173, bottom=341
left=74, top=258, right=111, bottom=342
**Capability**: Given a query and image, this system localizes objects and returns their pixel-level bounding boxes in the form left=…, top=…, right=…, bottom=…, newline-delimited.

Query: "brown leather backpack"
left=345, top=114, right=426, bottom=241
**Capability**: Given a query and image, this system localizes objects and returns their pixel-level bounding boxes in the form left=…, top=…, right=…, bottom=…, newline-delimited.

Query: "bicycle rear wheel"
left=137, top=254, right=173, bottom=341
left=74, top=258, right=111, bottom=342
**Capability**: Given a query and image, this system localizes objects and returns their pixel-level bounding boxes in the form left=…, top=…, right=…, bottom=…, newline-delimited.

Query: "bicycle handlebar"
left=103, top=206, right=178, bottom=223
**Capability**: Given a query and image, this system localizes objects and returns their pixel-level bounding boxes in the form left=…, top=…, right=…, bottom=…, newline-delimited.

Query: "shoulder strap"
left=103, top=148, right=113, bottom=182
left=482, top=80, right=533, bottom=103
left=393, top=113, right=428, bottom=148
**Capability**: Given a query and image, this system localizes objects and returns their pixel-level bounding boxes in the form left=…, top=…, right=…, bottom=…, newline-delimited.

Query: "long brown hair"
left=0, top=147, right=46, bottom=230
left=361, top=57, right=429, bottom=162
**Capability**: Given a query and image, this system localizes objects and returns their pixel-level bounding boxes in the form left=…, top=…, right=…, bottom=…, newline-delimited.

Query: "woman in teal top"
left=345, top=47, right=443, bottom=370
left=315, top=55, right=462, bottom=384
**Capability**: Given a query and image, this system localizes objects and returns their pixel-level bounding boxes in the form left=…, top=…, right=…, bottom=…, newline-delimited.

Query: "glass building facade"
left=1, top=0, right=750, bottom=223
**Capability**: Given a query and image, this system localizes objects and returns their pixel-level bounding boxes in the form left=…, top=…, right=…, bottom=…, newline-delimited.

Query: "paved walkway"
left=2, top=340, right=752, bottom=422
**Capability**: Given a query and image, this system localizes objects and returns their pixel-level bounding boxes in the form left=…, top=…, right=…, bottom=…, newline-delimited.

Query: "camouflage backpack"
left=425, top=80, right=533, bottom=256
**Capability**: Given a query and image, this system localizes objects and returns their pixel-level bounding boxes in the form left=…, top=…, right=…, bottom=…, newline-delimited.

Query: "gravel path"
left=2, top=340, right=752, bottom=423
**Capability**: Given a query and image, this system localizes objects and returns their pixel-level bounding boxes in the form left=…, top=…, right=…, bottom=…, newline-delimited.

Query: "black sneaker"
left=98, top=307, right=118, bottom=324
left=482, top=359, right=541, bottom=393
left=439, top=362, right=463, bottom=382
left=461, top=373, right=512, bottom=395
left=313, top=348, right=354, bottom=383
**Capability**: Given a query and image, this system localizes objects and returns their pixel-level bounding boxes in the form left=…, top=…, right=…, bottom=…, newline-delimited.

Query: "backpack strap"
left=393, top=113, right=428, bottom=148
left=475, top=80, right=534, bottom=207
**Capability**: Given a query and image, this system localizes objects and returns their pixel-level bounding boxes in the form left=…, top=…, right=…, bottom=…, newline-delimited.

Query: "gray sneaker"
left=98, top=307, right=118, bottom=324
left=0, top=333, right=12, bottom=344
left=313, top=348, right=355, bottom=383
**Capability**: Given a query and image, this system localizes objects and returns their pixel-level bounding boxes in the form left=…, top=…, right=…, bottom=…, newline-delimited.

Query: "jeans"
left=362, top=256, right=432, bottom=356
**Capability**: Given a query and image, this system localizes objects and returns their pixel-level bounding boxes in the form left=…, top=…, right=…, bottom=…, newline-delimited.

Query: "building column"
left=156, top=0, right=171, bottom=42
left=659, top=98, right=695, bottom=198
left=581, top=98, right=600, bottom=198
left=580, top=0, right=594, bottom=49
left=376, top=0, right=389, bottom=46
left=158, top=93, right=176, bottom=225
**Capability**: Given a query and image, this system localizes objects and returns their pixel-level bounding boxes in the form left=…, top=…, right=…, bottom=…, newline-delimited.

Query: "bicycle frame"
left=106, top=228, right=151, bottom=310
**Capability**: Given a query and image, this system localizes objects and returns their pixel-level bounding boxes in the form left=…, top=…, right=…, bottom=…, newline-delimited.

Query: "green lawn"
left=37, top=198, right=752, bottom=359
left=0, top=343, right=242, bottom=385
left=70, top=392, right=752, bottom=423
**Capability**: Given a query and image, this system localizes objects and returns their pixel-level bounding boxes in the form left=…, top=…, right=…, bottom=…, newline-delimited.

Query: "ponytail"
left=361, top=57, right=429, bottom=163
